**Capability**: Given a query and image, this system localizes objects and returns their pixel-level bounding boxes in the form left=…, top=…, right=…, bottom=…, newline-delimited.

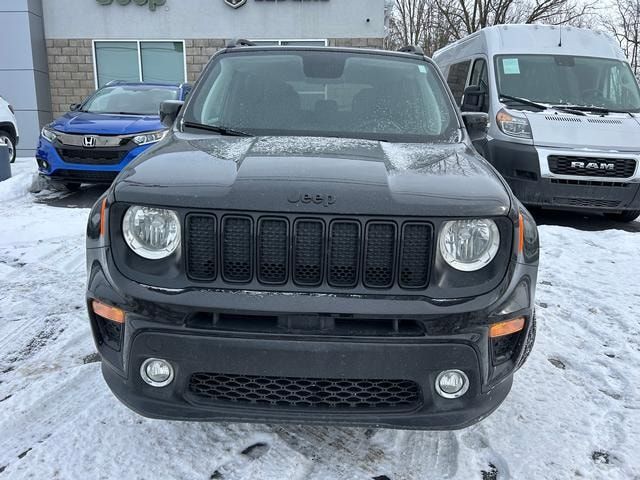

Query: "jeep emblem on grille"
left=288, top=192, right=336, bottom=207
left=570, top=161, right=615, bottom=170
left=83, top=136, right=97, bottom=148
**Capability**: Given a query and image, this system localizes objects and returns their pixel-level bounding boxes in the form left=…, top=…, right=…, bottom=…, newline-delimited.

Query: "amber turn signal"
left=92, top=299, right=125, bottom=324
left=99, top=198, right=107, bottom=237
left=518, top=213, right=525, bottom=253
left=489, top=317, right=525, bottom=338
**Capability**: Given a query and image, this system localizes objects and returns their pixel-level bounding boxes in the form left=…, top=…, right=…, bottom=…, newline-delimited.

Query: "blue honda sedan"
left=36, top=81, right=190, bottom=190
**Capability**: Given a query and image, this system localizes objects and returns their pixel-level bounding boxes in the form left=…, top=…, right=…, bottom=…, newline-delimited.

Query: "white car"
left=0, top=95, right=19, bottom=163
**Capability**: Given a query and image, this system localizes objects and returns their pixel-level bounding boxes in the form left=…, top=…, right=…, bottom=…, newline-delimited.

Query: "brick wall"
left=46, top=39, right=95, bottom=118
left=45, top=37, right=386, bottom=117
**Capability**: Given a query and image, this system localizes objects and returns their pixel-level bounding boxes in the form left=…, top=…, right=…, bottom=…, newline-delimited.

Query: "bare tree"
left=603, top=0, right=640, bottom=75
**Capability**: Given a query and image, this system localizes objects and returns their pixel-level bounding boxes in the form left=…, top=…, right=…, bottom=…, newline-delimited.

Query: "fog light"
left=435, top=369, right=469, bottom=399
left=140, top=358, right=174, bottom=387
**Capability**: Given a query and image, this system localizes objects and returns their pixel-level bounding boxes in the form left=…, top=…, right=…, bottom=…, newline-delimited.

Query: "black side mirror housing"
left=160, top=100, right=184, bottom=128
left=462, top=85, right=487, bottom=112
left=461, top=112, right=489, bottom=136
left=70, top=103, right=81, bottom=112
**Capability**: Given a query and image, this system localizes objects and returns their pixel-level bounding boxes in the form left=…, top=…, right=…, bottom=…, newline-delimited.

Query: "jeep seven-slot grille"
left=185, top=214, right=433, bottom=290
left=548, top=155, right=636, bottom=178
left=188, top=372, right=422, bottom=410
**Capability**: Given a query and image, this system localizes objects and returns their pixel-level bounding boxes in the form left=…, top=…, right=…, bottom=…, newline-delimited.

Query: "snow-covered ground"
left=1, top=158, right=639, bottom=479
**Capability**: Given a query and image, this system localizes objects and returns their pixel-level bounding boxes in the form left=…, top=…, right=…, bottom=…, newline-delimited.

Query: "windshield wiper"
left=183, top=121, right=253, bottom=137
left=499, top=94, right=548, bottom=111
left=551, top=105, right=633, bottom=116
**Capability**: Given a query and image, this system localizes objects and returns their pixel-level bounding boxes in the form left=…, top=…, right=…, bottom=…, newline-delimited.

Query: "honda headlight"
left=122, top=206, right=180, bottom=259
left=41, top=126, right=58, bottom=143
left=496, top=109, right=532, bottom=139
left=132, top=129, right=168, bottom=146
left=439, top=219, right=500, bottom=271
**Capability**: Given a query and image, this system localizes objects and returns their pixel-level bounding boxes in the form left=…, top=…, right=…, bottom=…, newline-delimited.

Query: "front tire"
left=0, top=130, right=16, bottom=163
left=605, top=210, right=640, bottom=223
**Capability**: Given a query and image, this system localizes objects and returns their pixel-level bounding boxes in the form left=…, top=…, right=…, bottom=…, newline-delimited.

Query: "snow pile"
left=0, top=167, right=36, bottom=202
left=0, top=158, right=639, bottom=479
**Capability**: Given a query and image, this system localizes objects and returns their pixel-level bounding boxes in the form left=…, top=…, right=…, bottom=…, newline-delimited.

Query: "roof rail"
left=398, top=45, right=424, bottom=56
left=225, top=38, right=256, bottom=48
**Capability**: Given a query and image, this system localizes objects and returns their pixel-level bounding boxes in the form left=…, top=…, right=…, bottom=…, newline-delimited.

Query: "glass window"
left=185, top=51, right=459, bottom=143
left=141, top=42, right=185, bottom=83
left=94, top=41, right=185, bottom=87
left=464, top=58, right=489, bottom=113
left=495, top=54, right=640, bottom=112
left=95, top=42, right=139, bottom=87
left=81, top=85, right=179, bottom=115
left=446, top=60, right=471, bottom=106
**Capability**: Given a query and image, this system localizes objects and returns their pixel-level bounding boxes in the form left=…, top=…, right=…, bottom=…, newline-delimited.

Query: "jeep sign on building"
left=0, top=0, right=387, bottom=155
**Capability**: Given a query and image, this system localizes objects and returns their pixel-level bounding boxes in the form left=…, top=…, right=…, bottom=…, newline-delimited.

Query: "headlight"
left=439, top=219, right=500, bottom=271
left=122, top=206, right=181, bottom=259
left=132, top=129, right=168, bottom=146
left=41, top=127, right=58, bottom=143
left=496, top=109, right=532, bottom=139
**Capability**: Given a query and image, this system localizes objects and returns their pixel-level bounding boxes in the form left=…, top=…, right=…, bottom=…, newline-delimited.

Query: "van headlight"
left=122, top=206, right=181, bottom=259
left=439, top=219, right=500, bottom=271
left=132, top=129, right=168, bottom=146
left=496, top=109, right=532, bottom=139
left=41, top=126, right=58, bottom=143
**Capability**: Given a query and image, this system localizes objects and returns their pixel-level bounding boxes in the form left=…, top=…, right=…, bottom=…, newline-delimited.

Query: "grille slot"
left=222, top=216, right=253, bottom=283
left=548, top=155, right=636, bottom=178
left=258, top=218, right=288, bottom=284
left=399, top=223, right=432, bottom=288
left=49, top=169, right=118, bottom=184
left=328, top=221, right=360, bottom=287
left=56, top=147, right=130, bottom=165
left=293, top=220, right=324, bottom=286
left=186, top=215, right=217, bottom=280
left=188, top=372, right=422, bottom=410
left=553, top=197, right=621, bottom=208
left=364, top=222, right=396, bottom=288
left=186, top=214, right=434, bottom=291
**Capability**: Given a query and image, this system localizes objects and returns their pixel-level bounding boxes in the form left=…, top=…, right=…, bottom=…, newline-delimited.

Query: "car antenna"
left=558, top=25, right=562, bottom=47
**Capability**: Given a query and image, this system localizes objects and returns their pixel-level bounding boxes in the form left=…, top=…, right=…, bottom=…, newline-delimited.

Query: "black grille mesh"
left=364, top=223, right=396, bottom=288
left=222, top=217, right=252, bottom=282
left=548, top=156, right=636, bottom=178
left=186, top=215, right=216, bottom=280
left=189, top=372, right=421, bottom=409
left=186, top=214, right=433, bottom=290
left=56, top=147, right=129, bottom=165
left=293, top=220, right=324, bottom=285
left=399, top=223, right=432, bottom=288
left=258, top=219, right=288, bottom=284
left=328, top=221, right=360, bottom=287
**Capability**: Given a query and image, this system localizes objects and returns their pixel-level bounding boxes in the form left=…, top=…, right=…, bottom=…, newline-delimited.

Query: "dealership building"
left=1, top=0, right=388, bottom=156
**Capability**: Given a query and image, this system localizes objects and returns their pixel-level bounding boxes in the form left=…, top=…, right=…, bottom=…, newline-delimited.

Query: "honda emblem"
left=83, top=136, right=97, bottom=148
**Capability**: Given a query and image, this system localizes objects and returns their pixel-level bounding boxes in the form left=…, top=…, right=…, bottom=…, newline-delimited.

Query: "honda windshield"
left=183, top=50, right=460, bottom=143
left=495, top=54, right=640, bottom=113
left=82, top=86, right=179, bottom=115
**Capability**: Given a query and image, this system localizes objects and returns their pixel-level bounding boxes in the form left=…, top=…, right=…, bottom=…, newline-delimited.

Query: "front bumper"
left=35, top=137, right=153, bottom=184
left=486, top=139, right=640, bottom=213
left=87, top=242, right=537, bottom=430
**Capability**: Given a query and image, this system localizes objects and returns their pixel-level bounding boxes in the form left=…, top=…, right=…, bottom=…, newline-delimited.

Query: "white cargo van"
left=434, top=24, right=640, bottom=221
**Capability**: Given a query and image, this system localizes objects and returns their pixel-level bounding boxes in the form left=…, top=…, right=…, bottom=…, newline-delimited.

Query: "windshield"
left=82, top=86, right=179, bottom=115
left=495, top=55, right=640, bottom=112
left=183, top=51, right=459, bottom=143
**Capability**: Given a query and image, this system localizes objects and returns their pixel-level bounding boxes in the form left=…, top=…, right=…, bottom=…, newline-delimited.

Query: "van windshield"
left=495, top=55, right=640, bottom=112
left=183, top=50, right=460, bottom=143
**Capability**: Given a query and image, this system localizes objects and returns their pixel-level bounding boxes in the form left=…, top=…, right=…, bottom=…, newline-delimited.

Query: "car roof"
left=219, top=45, right=432, bottom=62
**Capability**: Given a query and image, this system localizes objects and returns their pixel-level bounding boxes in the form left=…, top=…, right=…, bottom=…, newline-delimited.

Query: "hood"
left=114, top=135, right=512, bottom=217
left=524, top=111, right=640, bottom=151
left=51, top=111, right=163, bottom=135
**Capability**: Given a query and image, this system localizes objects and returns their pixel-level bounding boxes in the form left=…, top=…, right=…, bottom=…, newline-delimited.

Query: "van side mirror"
left=461, top=112, right=489, bottom=137
left=70, top=103, right=81, bottom=112
left=462, top=85, right=487, bottom=112
left=160, top=100, right=184, bottom=128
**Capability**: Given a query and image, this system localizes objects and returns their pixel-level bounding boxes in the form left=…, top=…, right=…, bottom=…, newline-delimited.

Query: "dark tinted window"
left=82, top=86, right=179, bottom=115
left=464, top=58, right=489, bottom=113
left=184, top=51, right=460, bottom=143
left=446, top=60, right=471, bottom=106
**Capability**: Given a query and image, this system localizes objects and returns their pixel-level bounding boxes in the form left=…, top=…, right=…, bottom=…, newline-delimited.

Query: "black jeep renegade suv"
left=86, top=43, right=539, bottom=430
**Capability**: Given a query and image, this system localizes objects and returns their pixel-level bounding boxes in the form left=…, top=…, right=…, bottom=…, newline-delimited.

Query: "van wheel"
left=605, top=210, right=640, bottom=223
left=0, top=130, right=16, bottom=163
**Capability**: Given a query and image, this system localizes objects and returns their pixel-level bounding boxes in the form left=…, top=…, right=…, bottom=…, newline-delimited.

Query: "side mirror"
left=462, top=85, right=487, bottom=112
left=461, top=112, right=489, bottom=136
left=160, top=100, right=184, bottom=128
left=70, top=103, right=81, bottom=111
